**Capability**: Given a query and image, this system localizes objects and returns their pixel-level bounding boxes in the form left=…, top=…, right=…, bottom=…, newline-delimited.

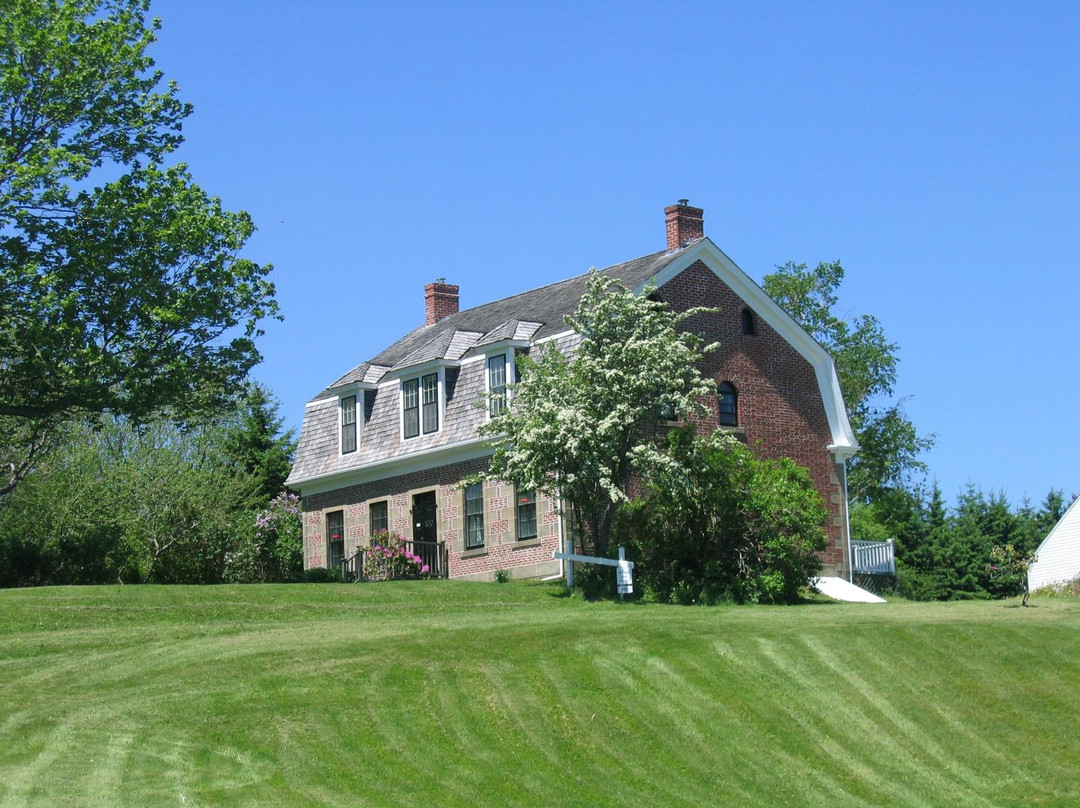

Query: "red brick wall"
left=655, top=260, right=847, bottom=573
left=424, top=282, right=460, bottom=325
left=302, top=456, right=562, bottom=579
left=665, top=203, right=704, bottom=250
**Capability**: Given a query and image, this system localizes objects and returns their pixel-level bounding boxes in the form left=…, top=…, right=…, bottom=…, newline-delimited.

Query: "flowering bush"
left=988, top=543, right=1037, bottom=606
left=362, top=531, right=430, bottom=581
left=224, top=492, right=303, bottom=583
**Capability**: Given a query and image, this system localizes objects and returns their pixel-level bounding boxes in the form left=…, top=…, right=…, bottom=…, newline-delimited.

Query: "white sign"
left=616, top=560, right=633, bottom=594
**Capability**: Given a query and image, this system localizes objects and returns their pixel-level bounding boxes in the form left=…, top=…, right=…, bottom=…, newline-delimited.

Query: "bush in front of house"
left=362, top=531, right=430, bottom=581
left=615, top=428, right=827, bottom=605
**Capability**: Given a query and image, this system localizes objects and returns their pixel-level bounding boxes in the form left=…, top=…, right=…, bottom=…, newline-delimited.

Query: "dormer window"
left=422, top=373, right=439, bottom=433
left=340, top=395, right=357, bottom=454
left=487, top=354, right=507, bottom=417
left=403, top=378, right=420, bottom=438
left=402, top=371, right=441, bottom=439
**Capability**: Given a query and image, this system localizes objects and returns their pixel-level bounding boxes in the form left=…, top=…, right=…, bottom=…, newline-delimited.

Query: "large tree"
left=0, top=0, right=277, bottom=493
left=763, top=261, right=932, bottom=503
left=480, top=271, right=717, bottom=556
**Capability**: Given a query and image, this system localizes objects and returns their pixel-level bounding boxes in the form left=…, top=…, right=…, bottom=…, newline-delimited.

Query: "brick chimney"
left=664, top=199, right=704, bottom=250
left=424, top=278, right=459, bottom=325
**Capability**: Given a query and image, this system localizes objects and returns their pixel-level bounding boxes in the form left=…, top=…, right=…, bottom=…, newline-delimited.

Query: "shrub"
left=1033, top=574, right=1080, bottom=599
left=494, top=568, right=513, bottom=584
left=615, top=428, right=826, bottom=605
left=302, top=566, right=344, bottom=583
left=223, top=492, right=303, bottom=583
left=362, top=532, right=430, bottom=581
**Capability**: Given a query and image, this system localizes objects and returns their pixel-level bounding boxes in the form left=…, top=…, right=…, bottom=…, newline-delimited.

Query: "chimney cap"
left=677, top=198, right=690, bottom=206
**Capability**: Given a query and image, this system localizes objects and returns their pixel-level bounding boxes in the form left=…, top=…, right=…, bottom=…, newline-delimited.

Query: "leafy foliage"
left=224, top=492, right=303, bottom=583
left=480, top=270, right=717, bottom=556
left=987, top=544, right=1036, bottom=606
left=0, top=0, right=278, bottom=492
left=616, top=428, right=827, bottom=604
left=362, top=531, right=430, bottom=581
left=0, top=384, right=297, bottom=586
left=763, top=261, right=933, bottom=502
left=856, top=483, right=1072, bottom=601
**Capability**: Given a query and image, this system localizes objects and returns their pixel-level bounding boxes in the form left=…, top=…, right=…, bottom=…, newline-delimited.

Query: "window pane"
left=369, top=501, right=388, bottom=536
left=422, top=373, right=439, bottom=434
left=326, top=511, right=345, bottom=569
left=465, top=483, right=484, bottom=549
left=718, top=382, right=738, bottom=427
left=403, top=379, right=419, bottom=438
left=341, top=395, right=357, bottom=453
left=487, top=354, right=506, bottom=416
left=516, top=489, right=537, bottom=540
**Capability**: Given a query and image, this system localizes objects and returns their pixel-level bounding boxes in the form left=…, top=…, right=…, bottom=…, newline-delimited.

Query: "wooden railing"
left=341, top=539, right=448, bottom=582
left=851, top=539, right=895, bottom=575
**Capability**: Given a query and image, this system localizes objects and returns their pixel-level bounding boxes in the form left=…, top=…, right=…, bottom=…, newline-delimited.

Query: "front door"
left=411, top=492, right=438, bottom=573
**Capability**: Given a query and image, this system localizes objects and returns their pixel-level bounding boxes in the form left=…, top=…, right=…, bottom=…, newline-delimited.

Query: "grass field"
left=1, top=582, right=1077, bottom=807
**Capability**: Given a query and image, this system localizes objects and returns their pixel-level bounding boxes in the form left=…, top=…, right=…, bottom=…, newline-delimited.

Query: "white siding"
left=1029, top=496, right=1080, bottom=590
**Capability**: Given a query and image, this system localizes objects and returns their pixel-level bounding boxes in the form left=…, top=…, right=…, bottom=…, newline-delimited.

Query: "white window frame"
left=398, top=363, right=449, bottom=441
left=335, top=383, right=372, bottom=457
left=486, top=351, right=509, bottom=418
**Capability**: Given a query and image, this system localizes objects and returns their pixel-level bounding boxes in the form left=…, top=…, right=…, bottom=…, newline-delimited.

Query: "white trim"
left=385, top=357, right=458, bottom=380
left=484, top=349, right=511, bottom=421
left=290, top=437, right=494, bottom=496
left=337, top=391, right=360, bottom=458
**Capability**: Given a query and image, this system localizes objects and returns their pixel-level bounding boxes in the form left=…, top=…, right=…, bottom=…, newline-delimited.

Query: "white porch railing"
left=852, top=539, right=896, bottom=575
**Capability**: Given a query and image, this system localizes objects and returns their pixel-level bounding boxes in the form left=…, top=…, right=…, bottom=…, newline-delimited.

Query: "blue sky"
left=149, top=0, right=1078, bottom=507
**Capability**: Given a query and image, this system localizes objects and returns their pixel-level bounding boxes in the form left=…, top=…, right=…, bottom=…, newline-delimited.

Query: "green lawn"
left=1, top=583, right=1076, bottom=808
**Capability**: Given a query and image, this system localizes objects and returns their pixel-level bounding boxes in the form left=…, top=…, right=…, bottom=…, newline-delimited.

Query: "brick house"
left=286, top=201, right=858, bottom=581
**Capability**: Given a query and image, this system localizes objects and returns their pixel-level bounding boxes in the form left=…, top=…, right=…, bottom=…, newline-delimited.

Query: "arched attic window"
left=717, top=382, right=738, bottom=427
left=741, top=308, right=756, bottom=335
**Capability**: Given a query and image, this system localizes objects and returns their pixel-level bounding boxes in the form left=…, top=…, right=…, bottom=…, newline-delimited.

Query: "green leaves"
left=481, top=271, right=717, bottom=555
left=0, top=1, right=277, bottom=491
left=764, top=260, right=933, bottom=502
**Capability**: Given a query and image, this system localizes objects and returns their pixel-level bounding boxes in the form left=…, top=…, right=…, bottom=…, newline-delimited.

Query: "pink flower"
left=421, top=565, right=430, bottom=574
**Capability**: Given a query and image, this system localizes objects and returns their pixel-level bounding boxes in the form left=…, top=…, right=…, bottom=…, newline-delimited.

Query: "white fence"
left=851, top=539, right=895, bottom=575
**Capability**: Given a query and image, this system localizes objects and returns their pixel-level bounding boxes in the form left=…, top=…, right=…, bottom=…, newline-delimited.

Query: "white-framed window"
left=402, top=378, right=420, bottom=438
left=402, top=371, right=441, bottom=439
left=422, top=372, right=439, bottom=433
left=487, top=354, right=507, bottom=417
left=340, top=394, right=357, bottom=454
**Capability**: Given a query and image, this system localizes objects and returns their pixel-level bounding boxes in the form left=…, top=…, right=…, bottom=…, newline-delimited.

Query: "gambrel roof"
left=287, top=238, right=857, bottom=493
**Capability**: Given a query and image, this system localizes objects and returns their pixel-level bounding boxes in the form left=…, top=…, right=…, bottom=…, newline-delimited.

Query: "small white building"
left=1029, top=495, right=1080, bottom=591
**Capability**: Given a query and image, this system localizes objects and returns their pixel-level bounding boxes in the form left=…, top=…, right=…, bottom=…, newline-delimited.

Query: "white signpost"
left=553, top=540, right=634, bottom=598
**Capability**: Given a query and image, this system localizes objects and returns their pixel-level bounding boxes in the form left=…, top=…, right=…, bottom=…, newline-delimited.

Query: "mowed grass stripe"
left=1, top=585, right=1078, bottom=807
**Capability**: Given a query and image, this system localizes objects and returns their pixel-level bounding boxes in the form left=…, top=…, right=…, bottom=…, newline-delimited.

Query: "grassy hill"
left=1, top=582, right=1076, bottom=807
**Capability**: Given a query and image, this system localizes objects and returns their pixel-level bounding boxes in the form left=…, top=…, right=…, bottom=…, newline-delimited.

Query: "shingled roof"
left=310, top=244, right=692, bottom=402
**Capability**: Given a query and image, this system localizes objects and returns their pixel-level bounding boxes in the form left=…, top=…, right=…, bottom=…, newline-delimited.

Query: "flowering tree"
left=480, top=271, right=717, bottom=557
left=988, top=544, right=1037, bottom=606
left=224, top=492, right=302, bottom=583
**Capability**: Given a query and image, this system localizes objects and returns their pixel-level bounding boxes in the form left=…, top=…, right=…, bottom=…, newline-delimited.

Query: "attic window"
left=340, top=395, right=357, bottom=454
left=403, top=372, right=440, bottom=439
left=741, top=308, right=756, bottom=336
left=487, top=354, right=507, bottom=417
left=718, top=382, right=738, bottom=427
